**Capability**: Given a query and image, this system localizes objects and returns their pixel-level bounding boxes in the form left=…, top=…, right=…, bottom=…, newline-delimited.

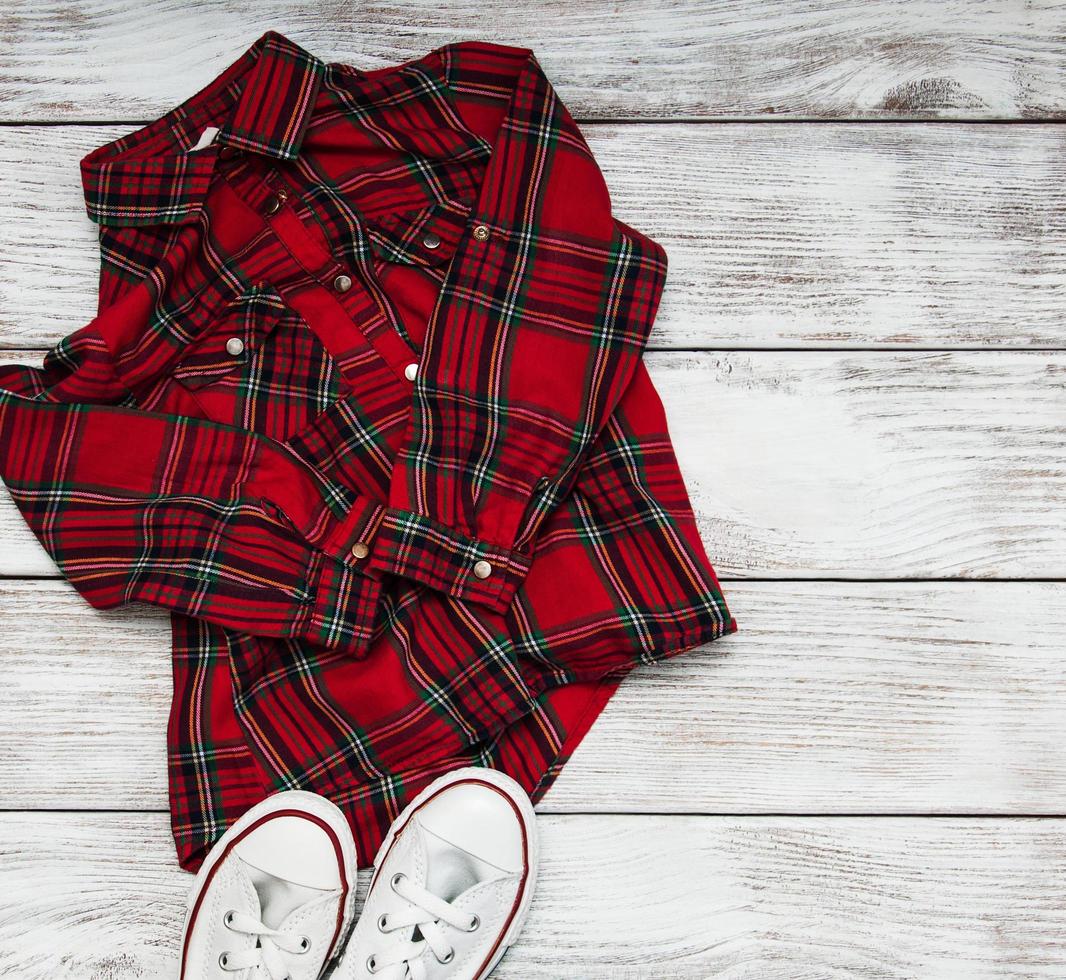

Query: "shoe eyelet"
left=437, top=948, right=455, bottom=965
left=377, top=913, right=389, bottom=932
left=298, top=935, right=311, bottom=953
left=218, top=952, right=231, bottom=970
left=366, top=954, right=378, bottom=973
left=390, top=872, right=406, bottom=890
left=222, top=910, right=237, bottom=929
left=466, top=914, right=480, bottom=932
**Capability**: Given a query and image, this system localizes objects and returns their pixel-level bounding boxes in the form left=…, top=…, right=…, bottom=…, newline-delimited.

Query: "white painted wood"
left=2, top=579, right=1066, bottom=814
left=3, top=350, right=1063, bottom=578
left=3, top=123, right=1066, bottom=349
left=0, top=6, right=1063, bottom=978
left=657, top=350, right=1066, bottom=579
left=1, top=2, right=1064, bottom=122
left=2, top=812, right=1064, bottom=978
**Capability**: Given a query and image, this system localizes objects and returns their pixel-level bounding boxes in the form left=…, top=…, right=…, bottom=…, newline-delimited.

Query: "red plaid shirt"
left=0, top=32, right=735, bottom=869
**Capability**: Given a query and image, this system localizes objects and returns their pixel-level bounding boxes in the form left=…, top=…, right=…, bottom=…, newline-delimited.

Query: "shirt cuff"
left=365, top=509, right=532, bottom=613
left=292, top=548, right=384, bottom=656
left=262, top=493, right=388, bottom=657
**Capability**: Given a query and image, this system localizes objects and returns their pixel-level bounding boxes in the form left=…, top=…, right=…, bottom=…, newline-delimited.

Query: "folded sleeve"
left=0, top=320, right=383, bottom=656
left=368, top=218, right=668, bottom=612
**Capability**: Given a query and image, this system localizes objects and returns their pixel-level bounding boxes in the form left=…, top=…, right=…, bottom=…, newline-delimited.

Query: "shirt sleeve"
left=0, top=318, right=384, bottom=657
left=367, top=218, right=668, bottom=612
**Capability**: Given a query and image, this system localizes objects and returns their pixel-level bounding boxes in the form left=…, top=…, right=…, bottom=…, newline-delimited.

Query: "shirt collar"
left=81, top=32, right=325, bottom=226
left=80, top=34, right=591, bottom=253
left=220, top=32, right=325, bottom=160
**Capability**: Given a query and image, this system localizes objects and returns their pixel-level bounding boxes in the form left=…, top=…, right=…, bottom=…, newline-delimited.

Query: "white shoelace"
left=367, top=872, right=480, bottom=979
left=218, top=908, right=311, bottom=979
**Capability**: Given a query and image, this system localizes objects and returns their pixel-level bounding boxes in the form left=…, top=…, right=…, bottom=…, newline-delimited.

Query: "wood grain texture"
left=1, top=811, right=1064, bottom=978
left=1, top=6, right=1064, bottom=977
left=1, top=1, right=1065, bottom=122
left=3, top=349, right=1063, bottom=578
left=3, top=123, right=1066, bottom=349
left=2, top=578, right=1065, bottom=814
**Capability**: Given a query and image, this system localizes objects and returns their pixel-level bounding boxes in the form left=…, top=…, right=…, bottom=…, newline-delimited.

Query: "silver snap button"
left=225, top=337, right=245, bottom=356
left=334, top=274, right=352, bottom=293
left=422, top=231, right=441, bottom=250
left=472, top=224, right=490, bottom=241
left=404, top=362, right=418, bottom=382
left=265, top=193, right=286, bottom=215
left=473, top=560, right=492, bottom=580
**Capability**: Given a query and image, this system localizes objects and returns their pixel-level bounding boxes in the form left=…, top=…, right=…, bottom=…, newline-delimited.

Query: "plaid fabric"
left=0, top=32, right=737, bottom=870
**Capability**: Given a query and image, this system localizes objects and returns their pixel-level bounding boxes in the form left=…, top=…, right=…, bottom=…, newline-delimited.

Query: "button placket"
left=226, top=169, right=425, bottom=394
left=254, top=179, right=451, bottom=389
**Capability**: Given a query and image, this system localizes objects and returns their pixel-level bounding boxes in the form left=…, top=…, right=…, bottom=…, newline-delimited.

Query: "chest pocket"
left=366, top=202, right=465, bottom=270
left=172, top=285, right=287, bottom=390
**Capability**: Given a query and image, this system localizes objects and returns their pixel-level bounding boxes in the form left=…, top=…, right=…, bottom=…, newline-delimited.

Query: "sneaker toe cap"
left=235, top=814, right=345, bottom=890
left=416, top=780, right=529, bottom=874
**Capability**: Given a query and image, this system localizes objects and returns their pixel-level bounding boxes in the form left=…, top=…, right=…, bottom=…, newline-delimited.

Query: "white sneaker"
left=178, top=790, right=358, bottom=980
left=334, top=768, right=538, bottom=980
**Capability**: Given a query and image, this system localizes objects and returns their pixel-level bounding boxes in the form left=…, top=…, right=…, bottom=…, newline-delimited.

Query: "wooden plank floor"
left=1, top=5, right=1064, bottom=977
